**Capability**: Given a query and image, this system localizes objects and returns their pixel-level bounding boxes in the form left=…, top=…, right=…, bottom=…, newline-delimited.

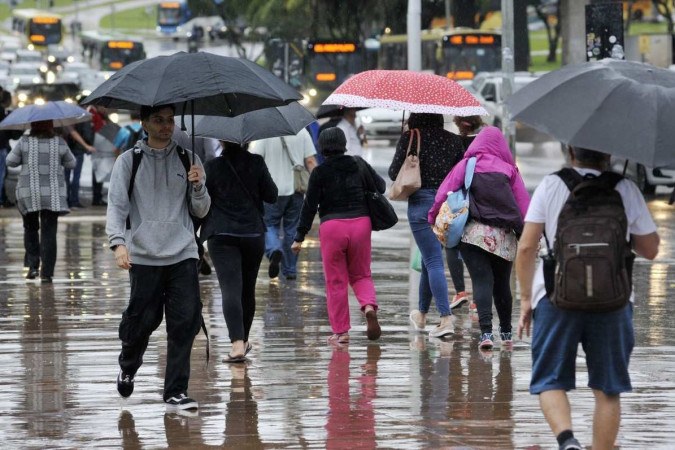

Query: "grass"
left=99, top=5, right=155, bottom=31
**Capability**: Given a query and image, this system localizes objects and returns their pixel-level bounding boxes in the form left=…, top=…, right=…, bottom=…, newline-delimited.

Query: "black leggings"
left=208, top=234, right=265, bottom=343
left=459, top=243, right=513, bottom=334
left=22, top=210, right=59, bottom=277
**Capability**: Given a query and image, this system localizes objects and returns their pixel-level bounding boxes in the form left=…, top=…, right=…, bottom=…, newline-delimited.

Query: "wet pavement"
left=1, top=144, right=674, bottom=449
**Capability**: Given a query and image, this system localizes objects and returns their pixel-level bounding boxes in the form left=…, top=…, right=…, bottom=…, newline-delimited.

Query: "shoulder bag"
left=433, top=157, right=476, bottom=248
left=389, top=128, right=422, bottom=201
left=280, top=136, right=310, bottom=194
left=354, top=157, right=398, bottom=231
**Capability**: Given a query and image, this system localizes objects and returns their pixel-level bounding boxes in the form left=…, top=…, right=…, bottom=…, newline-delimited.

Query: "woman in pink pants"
left=291, top=127, right=384, bottom=344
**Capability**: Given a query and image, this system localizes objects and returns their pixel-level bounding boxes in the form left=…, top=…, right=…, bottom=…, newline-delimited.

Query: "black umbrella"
left=82, top=51, right=302, bottom=117
left=176, top=102, right=316, bottom=145
left=316, top=104, right=365, bottom=119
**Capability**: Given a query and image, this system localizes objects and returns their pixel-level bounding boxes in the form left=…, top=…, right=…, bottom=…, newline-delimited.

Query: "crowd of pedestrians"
left=1, top=93, right=661, bottom=450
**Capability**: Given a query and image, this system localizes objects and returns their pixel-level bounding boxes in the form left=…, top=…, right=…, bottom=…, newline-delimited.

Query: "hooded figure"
left=428, top=126, right=530, bottom=351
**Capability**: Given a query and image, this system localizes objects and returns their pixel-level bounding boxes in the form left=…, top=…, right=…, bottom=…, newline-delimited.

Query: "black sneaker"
left=268, top=250, right=282, bottom=279
left=117, top=370, right=134, bottom=398
left=559, top=437, right=582, bottom=450
left=165, top=393, right=198, bottom=410
left=26, top=268, right=39, bottom=280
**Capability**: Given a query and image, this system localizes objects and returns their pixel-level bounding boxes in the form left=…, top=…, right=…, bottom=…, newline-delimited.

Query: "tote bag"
left=389, top=128, right=421, bottom=201
left=355, top=157, right=398, bottom=231
left=432, top=157, right=476, bottom=248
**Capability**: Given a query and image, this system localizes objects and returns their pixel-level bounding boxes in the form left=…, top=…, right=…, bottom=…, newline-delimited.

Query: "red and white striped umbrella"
left=323, top=70, right=488, bottom=116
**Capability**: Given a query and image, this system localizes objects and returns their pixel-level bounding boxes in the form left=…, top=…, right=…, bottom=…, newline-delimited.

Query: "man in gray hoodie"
left=106, top=104, right=211, bottom=411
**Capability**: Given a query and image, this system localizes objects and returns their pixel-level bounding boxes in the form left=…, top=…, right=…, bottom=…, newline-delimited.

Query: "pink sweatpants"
left=319, top=217, right=378, bottom=334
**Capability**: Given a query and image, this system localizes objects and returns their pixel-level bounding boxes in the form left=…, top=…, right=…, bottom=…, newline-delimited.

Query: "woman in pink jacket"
left=429, top=126, right=530, bottom=350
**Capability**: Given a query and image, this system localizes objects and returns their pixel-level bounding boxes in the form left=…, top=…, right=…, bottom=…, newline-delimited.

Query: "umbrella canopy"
left=506, top=58, right=675, bottom=167
left=0, top=101, right=91, bottom=130
left=176, top=102, right=316, bottom=145
left=82, top=51, right=302, bottom=116
left=323, top=69, right=487, bottom=116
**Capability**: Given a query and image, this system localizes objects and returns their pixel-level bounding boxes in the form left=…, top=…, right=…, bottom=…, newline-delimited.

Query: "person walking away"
left=6, top=120, right=76, bottom=283
left=201, top=141, right=277, bottom=362
left=430, top=126, right=530, bottom=349
left=291, top=127, right=382, bottom=344
left=0, top=90, right=23, bottom=207
left=390, top=113, right=464, bottom=338
left=337, top=108, right=367, bottom=157
left=449, top=115, right=485, bottom=312
left=87, top=105, right=110, bottom=206
left=106, top=104, right=211, bottom=410
left=516, top=146, right=659, bottom=450
left=112, top=112, right=144, bottom=156
left=250, top=128, right=317, bottom=280
left=62, top=115, right=96, bottom=208
left=453, top=115, right=484, bottom=150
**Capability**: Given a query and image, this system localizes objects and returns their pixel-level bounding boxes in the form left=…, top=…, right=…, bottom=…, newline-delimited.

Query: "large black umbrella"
left=506, top=59, right=675, bottom=167
left=82, top=51, right=302, bottom=117
left=176, top=102, right=316, bottom=145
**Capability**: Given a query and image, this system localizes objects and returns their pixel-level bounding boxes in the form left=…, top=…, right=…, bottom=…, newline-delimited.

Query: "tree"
left=653, top=0, right=674, bottom=34
left=534, top=0, right=562, bottom=62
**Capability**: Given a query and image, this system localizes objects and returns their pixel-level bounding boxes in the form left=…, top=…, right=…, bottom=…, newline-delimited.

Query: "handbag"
left=354, top=156, right=398, bottom=231
left=411, top=246, right=422, bottom=272
left=389, top=128, right=422, bottom=201
left=280, top=136, right=310, bottom=194
left=432, top=157, right=477, bottom=248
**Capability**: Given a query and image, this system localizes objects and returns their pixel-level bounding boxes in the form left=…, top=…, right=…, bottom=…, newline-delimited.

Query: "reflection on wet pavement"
left=1, top=169, right=675, bottom=448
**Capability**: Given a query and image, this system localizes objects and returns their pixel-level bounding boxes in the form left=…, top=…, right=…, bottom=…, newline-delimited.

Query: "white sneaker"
left=409, top=310, right=426, bottom=331
left=428, top=316, right=455, bottom=338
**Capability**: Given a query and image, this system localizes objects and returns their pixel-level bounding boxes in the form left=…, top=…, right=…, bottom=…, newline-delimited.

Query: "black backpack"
left=543, top=168, right=634, bottom=313
left=122, top=125, right=143, bottom=152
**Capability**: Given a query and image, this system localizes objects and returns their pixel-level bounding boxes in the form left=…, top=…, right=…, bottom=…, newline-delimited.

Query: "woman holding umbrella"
left=389, top=113, right=465, bottom=338
left=6, top=119, right=76, bottom=282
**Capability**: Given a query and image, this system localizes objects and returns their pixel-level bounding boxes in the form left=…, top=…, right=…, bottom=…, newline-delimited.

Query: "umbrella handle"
left=191, top=99, right=195, bottom=166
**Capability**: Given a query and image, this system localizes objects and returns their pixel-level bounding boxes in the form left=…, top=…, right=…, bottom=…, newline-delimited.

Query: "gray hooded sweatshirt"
left=106, top=139, right=211, bottom=266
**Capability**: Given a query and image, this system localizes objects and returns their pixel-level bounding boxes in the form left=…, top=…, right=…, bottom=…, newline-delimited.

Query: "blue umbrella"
left=0, top=101, right=91, bottom=130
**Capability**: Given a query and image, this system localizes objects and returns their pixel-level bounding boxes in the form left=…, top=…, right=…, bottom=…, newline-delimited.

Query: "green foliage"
left=99, top=5, right=155, bottom=30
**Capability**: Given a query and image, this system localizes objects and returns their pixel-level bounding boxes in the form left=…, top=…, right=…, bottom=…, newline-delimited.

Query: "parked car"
left=610, top=157, right=675, bottom=195
left=472, top=72, right=552, bottom=144
left=356, top=107, right=409, bottom=141
left=8, top=62, right=43, bottom=92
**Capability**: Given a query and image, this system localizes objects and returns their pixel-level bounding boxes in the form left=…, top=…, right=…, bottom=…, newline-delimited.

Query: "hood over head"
left=464, top=126, right=515, bottom=166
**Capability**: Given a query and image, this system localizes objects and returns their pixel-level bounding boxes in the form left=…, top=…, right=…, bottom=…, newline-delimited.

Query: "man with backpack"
left=515, top=147, right=660, bottom=450
left=113, top=112, right=144, bottom=155
left=106, top=104, right=210, bottom=411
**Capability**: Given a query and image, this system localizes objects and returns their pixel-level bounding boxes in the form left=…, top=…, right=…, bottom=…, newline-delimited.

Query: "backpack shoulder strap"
left=126, top=150, right=143, bottom=230
left=555, top=168, right=584, bottom=192
left=597, top=171, right=624, bottom=190
left=176, top=145, right=191, bottom=173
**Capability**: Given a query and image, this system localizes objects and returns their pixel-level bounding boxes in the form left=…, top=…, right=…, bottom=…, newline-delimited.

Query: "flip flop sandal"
left=223, top=353, right=246, bottom=363
left=244, top=342, right=252, bottom=357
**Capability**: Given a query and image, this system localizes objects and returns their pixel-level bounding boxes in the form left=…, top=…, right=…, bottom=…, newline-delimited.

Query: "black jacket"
left=295, top=155, right=385, bottom=242
left=201, top=148, right=277, bottom=240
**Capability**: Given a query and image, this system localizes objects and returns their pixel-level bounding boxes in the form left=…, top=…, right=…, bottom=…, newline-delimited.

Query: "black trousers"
left=208, top=234, right=265, bottom=343
left=22, top=210, right=59, bottom=277
left=459, top=242, right=513, bottom=335
left=92, top=168, right=104, bottom=204
left=118, top=259, right=202, bottom=401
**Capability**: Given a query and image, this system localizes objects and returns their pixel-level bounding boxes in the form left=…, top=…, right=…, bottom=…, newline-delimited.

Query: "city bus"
left=378, top=28, right=501, bottom=81
left=11, top=9, right=63, bottom=49
left=80, top=31, right=146, bottom=71
left=156, top=1, right=192, bottom=37
left=264, top=38, right=372, bottom=109
left=378, top=28, right=446, bottom=73
left=440, top=29, right=501, bottom=81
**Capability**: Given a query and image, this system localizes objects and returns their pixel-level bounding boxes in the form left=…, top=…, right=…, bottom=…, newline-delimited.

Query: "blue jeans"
left=64, top=153, right=84, bottom=206
left=0, top=148, right=7, bottom=204
left=407, top=189, right=451, bottom=317
left=263, top=193, right=303, bottom=277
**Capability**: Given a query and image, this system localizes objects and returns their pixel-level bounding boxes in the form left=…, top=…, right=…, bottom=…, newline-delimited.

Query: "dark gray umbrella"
left=506, top=59, right=675, bottom=167
left=82, top=51, right=302, bottom=116
left=176, top=102, right=316, bottom=145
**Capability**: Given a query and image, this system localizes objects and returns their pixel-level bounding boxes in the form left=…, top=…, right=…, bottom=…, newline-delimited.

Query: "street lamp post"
left=501, top=0, right=516, bottom=159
